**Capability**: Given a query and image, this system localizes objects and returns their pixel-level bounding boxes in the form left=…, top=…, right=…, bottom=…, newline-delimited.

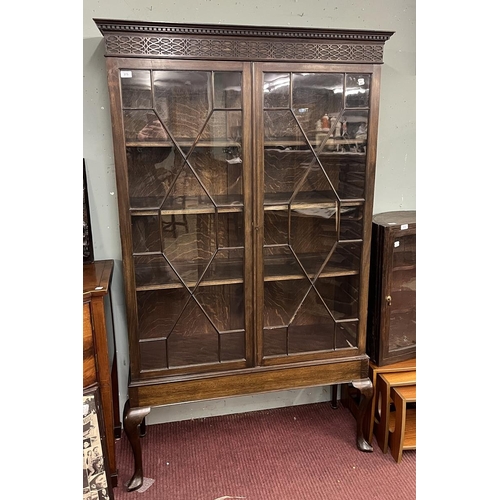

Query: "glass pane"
left=290, top=207, right=338, bottom=278
left=288, top=287, right=335, bottom=353
left=168, top=298, right=220, bottom=367
left=263, top=279, right=310, bottom=329
left=218, top=212, right=244, bottom=248
left=339, top=205, right=364, bottom=240
left=121, top=69, right=152, bottom=109
left=336, top=321, right=358, bottom=349
left=124, top=110, right=170, bottom=144
left=317, top=153, right=365, bottom=200
left=220, top=332, right=246, bottom=361
left=214, top=72, right=242, bottom=109
left=139, top=340, right=167, bottom=370
left=126, top=146, right=182, bottom=210
left=345, top=74, right=370, bottom=108
left=263, top=246, right=305, bottom=281
left=389, top=233, right=416, bottom=351
left=322, top=241, right=362, bottom=275
left=161, top=212, right=216, bottom=287
left=263, top=73, right=290, bottom=108
left=264, top=210, right=289, bottom=246
left=132, top=215, right=161, bottom=253
left=136, top=289, right=190, bottom=340
left=134, top=255, right=179, bottom=289
left=183, top=145, right=243, bottom=207
left=263, top=327, right=287, bottom=357
left=199, top=247, right=244, bottom=285
left=160, top=161, right=214, bottom=213
left=195, top=284, right=245, bottom=332
left=291, top=72, right=344, bottom=143
left=198, top=110, right=242, bottom=146
left=264, top=150, right=318, bottom=207
left=264, top=109, right=307, bottom=146
left=315, top=275, right=359, bottom=320
left=153, top=70, right=211, bottom=143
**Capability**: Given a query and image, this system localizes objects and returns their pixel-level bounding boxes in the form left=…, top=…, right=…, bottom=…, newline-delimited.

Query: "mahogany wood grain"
left=95, top=19, right=394, bottom=490
left=83, top=260, right=119, bottom=487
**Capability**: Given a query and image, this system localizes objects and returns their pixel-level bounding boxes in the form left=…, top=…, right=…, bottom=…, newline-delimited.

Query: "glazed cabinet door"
left=383, top=226, right=416, bottom=362
left=107, top=59, right=253, bottom=379
left=254, top=63, right=379, bottom=365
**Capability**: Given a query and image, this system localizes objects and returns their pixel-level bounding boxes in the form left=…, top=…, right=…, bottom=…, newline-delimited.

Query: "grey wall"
left=83, top=0, right=415, bottom=425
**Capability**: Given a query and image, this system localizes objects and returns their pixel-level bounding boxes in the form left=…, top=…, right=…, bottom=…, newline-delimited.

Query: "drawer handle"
left=386, top=295, right=392, bottom=306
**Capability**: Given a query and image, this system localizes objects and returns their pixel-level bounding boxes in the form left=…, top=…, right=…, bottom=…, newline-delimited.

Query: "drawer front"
left=83, top=302, right=97, bottom=387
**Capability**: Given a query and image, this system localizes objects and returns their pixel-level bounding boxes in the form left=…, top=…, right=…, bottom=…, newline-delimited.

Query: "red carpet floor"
left=113, top=402, right=416, bottom=500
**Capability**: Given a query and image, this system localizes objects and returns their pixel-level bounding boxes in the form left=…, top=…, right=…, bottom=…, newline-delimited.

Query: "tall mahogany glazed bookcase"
left=95, top=19, right=393, bottom=491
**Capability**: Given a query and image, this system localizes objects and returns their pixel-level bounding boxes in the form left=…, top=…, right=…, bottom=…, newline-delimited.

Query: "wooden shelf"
left=263, top=192, right=364, bottom=211
left=126, top=140, right=241, bottom=148
left=135, top=255, right=244, bottom=291
left=264, top=250, right=359, bottom=282
left=388, top=407, right=416, bottom=448
left=130, top=194, right=244, bottom=214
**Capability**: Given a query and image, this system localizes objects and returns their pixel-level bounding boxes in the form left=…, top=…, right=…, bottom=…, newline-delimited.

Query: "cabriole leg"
left=351, top=378, right=374, bottom=452
left=123, top=400, right=151, bottom=492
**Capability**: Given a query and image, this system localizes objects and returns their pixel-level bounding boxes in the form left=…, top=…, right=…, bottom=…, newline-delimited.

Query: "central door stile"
left=242, top=62, right=255, bottom=369
left=252, top=63, right=265, bottom=367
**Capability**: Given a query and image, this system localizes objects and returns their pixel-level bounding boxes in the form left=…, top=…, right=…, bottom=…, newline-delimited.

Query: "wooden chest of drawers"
left=83, top=259, right=120, bottom=487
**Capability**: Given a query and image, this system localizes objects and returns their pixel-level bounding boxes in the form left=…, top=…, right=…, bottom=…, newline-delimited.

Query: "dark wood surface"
left=367, top=210, right=416, bottom=366
left=83, top=259, right=119, bottom=487
left=97, top=19, right=394, bottom=491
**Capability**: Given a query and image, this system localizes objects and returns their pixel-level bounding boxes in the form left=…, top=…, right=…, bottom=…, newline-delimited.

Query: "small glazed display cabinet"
left=95, top=18, right=394, bottom=491
left=367, top=211, right=416, bottom=366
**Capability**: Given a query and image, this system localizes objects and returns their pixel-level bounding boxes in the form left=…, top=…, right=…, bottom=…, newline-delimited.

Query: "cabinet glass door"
left=387, top=232, right=416, bottom=354
left=120, top=63, right=251, bottom=375
left=258, top=66, right=371, bottom=362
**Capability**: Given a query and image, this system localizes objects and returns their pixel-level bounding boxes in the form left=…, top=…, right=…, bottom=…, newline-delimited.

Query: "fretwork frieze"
left=104, top=35, right=385, bottom=63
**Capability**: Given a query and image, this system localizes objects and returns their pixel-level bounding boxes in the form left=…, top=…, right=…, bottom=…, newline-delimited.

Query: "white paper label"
left=401, top=223, right=408, bottom=230
left=120, top=70, right=132, bottom=78
left=394, top=241, right=400, bottom=248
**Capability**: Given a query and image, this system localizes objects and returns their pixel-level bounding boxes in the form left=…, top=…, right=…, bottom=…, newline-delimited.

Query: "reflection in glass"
left=153, top=70, right=211, bottom=142
left=220, top=332, right=246, bottom=361
left=214, top=72, right=242, bottom=109
left=263, top=73, right=290, bottom=108
left=124, top=110, right=169, bottom=144
left=263, top=279, right=310, bottom=329
left=121, top=70, right=152, bottom=109
left=134, top=255, right=179, bottom=289
left=136, top=288, right=190, bottom=340
left=132, top=215, right=161, bottom=253
left=162, top=212, right=216, bottom=287
left=339, top=205, right=364, bottom=240
left=292, top=72, right=343, bottom=140
left=389, top=233, right=416, bottom=350
left=126, top=147, right=182, bottom=209
left=315, top=275, right=359, bottom=320
left=140, top=340, right=167, bottom=370
left=168, top=297, right=220, bottom=367
left=195, top=283, right=245, bottom=332
left=345, top=74, right=370, bottom=108
left=263, top=327, right=287, bottom=357
left=288, top=286, right=335, bottom=353
left=263, top=246, right=304, bottom=281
